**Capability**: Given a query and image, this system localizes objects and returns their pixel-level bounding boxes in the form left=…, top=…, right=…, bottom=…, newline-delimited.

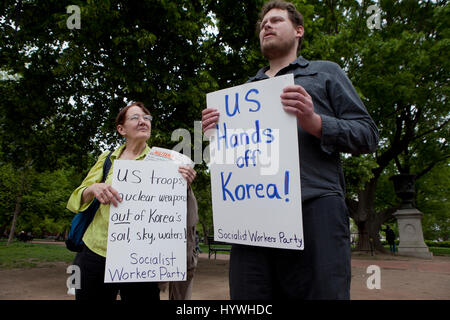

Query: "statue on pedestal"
left=390, top=174, right=432, bottom=259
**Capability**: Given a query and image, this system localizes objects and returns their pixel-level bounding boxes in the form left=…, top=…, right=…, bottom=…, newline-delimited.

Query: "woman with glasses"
left=67, top=101, right=197, bottom=300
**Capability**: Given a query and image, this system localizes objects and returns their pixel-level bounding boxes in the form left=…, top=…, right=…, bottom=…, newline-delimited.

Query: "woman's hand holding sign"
left=178, top=165, right=196, bottom=187
left=83, top=183, right=122, bottom=207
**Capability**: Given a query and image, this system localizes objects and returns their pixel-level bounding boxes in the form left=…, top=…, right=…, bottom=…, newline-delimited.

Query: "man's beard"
left=260, top=36, right=297, bottom=60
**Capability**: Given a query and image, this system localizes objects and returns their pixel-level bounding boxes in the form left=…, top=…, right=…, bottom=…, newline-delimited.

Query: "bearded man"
left=202, top=0, right=379, bottom=299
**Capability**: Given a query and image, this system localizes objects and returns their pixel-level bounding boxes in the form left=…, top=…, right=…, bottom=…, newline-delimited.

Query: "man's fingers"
left=281, top=91, right=307, bottom=104
left=202, top=108, right=220, bottom=133
left=281, top=85, right=313, bottom=118
left=281, top=97, right=305, bottom=110
left=283, top=84, right=310, bottom=97
left=283, top=106, right=302, bottom=117
left=202, top=108, right=218, bottom=116
left=202, top=115, right=219, bottom=130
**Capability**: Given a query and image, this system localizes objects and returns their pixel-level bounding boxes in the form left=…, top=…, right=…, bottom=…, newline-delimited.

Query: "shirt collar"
left=293, top=56, right=310, bottom=68
left=248, top=56, right=310, bottom=82
left=110, top=143, right=151, bottom=160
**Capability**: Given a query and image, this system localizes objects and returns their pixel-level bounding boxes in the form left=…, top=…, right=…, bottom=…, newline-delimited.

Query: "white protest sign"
left=206, top=74, right=303, bottom=250
left=104, top=160, right=187, bottom=283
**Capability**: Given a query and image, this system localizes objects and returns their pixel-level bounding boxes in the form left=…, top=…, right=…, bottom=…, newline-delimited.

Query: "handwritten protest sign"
left=104, top=160, right=187, bottom=283
left=206, top=74, right=303, bottom=250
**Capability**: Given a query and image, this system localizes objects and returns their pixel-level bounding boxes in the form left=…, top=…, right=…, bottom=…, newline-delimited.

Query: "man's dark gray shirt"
left=248, top=56, right=379, bottom=202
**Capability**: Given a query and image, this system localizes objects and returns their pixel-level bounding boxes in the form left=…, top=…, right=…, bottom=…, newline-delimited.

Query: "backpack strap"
left=65, top=150, right=115, bottom=253
left=101, top=150, right=114, bottom=183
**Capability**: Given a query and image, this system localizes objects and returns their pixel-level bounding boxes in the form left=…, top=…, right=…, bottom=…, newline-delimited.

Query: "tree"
left=1, top=0, right=216, bottom=164
left=0, top=161, right=35, bottom=244
left=343, top=0, right=449, bottom=250
left=1, top=0, right=216, bottom=240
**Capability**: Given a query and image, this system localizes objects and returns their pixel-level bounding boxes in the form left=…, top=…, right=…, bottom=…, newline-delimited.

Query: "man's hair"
left=257, top=0, right=304, bottom=51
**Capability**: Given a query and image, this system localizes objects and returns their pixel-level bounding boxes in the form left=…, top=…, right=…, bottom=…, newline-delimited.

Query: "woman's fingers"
left=94, top=183, right=122, bottom=206
left=178, top=166, right=196, bottom=185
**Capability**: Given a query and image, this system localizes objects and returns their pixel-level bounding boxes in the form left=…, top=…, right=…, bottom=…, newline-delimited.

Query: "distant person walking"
left=384, top=225, right=396, bottom=254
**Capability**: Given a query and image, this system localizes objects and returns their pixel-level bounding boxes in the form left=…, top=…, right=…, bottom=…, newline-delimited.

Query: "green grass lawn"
left=0, top=240, right=76, bottom=269
left=425, top=247, right=450, bottom=256
left=382, top=245, right=450, bottom=256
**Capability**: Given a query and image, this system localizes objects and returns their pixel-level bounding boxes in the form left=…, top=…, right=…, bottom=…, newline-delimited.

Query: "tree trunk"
left=354, top=221, right=370, bottom=251
left=200, top=222, right=210, bottom=244
left=7, top=194, right=23, bottom=246
left=369, top=212, right=390, bottom=253
left=354, top=212, right=390, bottom=253
left=6, top=171, right=25, bottom=246
left=350, top=178, right=377, bottom=251
left=349, top=177, right=380, bottom=252
left=348, top=176, right=398, bottom=253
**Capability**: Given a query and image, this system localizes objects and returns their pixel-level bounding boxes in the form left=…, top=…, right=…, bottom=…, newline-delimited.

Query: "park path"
left=351, top=255, right=450, bottom=274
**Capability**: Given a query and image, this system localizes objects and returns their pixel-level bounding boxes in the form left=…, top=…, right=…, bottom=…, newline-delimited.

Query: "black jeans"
left=74, top=245, right=160, bottom=301
left=229, top=195, right=351, bottom=300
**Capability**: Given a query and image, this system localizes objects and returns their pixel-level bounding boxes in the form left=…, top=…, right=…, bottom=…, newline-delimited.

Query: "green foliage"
left=417, top=163, right=450, bottom=241
left=380, top=240, right=450, bottom=249
left=424, top=240, right=450, bottom=248
left=334, top=0, right=449, bottom=243
left=0, top=163, right=36, bottom=234
left=427, top=247, right=450, bottom=256
left=1, top=0, right=216, bottom=170
left=373, top=164, right=399, bottom=213
left=380, top=243, right=450, bottom=256
left=0, top=163, right=80, bottom=237
left=342, top=155, right=378, bottom=199
left=350, top=1, right=449, bottom=177
left=191, top=164, right=213, bottom=240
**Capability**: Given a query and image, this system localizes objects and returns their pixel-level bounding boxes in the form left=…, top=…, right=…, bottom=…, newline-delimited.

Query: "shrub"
left=425, top=240, right=450, bottom=248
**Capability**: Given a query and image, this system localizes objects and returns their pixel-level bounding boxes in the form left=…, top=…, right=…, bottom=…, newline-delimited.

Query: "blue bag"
left=65, top=151, right=113, bottom=252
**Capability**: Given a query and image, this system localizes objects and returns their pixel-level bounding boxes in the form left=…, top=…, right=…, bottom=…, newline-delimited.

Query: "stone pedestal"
left=393, top=208, right=433, bottom=259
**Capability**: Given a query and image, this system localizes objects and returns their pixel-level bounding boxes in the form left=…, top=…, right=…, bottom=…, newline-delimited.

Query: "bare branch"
left=377, top=205, right=401, bottom=223
left=414, top=118, right=450, bottom=141
left=416, top=155, right=450, bottom=180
